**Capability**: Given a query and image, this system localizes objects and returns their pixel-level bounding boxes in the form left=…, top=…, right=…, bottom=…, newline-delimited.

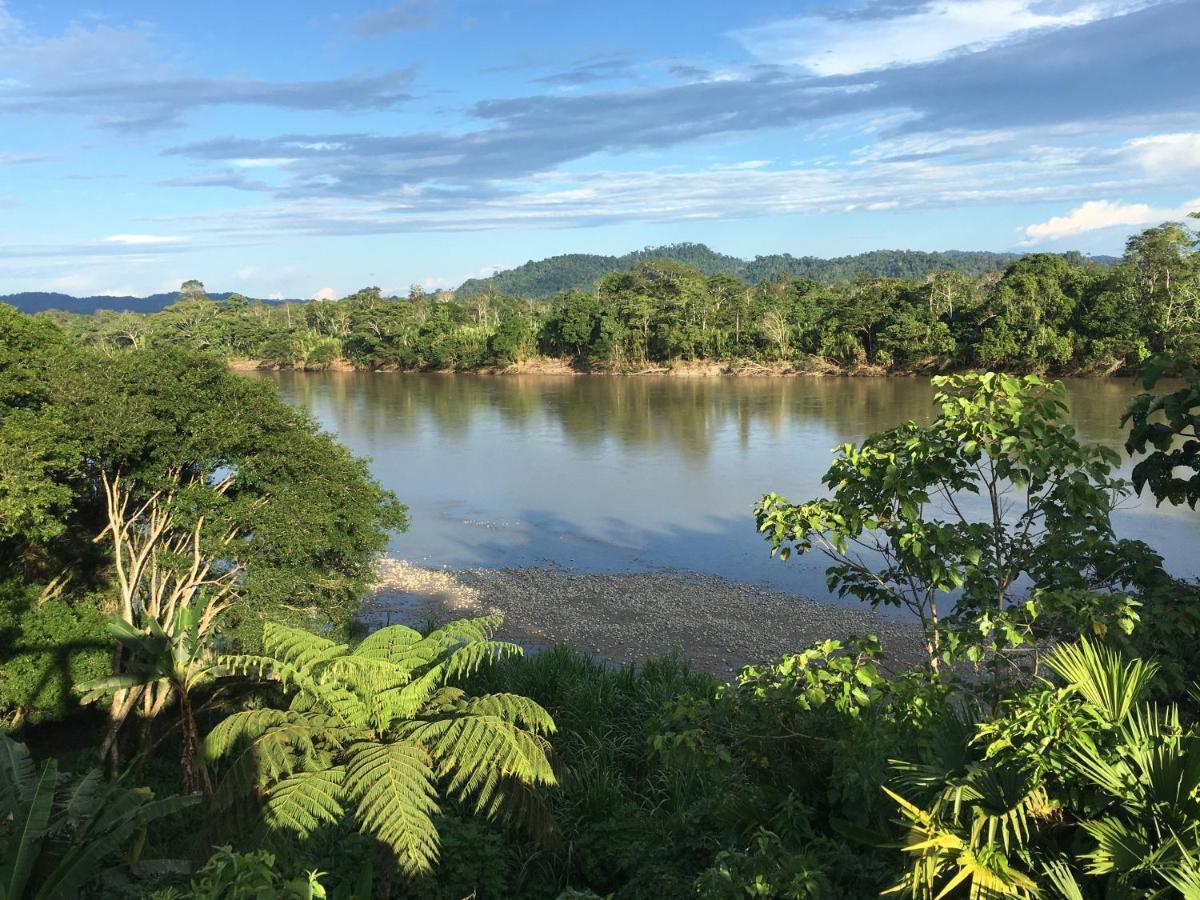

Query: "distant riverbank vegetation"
left=29, top=218, right=1200, bottom=377
left=7, top=289, right=1200, bottom=895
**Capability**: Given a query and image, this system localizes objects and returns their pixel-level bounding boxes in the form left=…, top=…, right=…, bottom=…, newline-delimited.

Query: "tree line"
left=37, top=219, right=1198, bottom=376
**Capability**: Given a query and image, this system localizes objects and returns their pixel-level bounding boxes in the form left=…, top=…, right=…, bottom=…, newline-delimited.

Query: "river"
left=260, top=372, right=1200, bottom=608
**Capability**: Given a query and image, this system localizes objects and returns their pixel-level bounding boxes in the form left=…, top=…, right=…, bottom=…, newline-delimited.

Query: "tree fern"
left=206, top=619, right=558, bottom=876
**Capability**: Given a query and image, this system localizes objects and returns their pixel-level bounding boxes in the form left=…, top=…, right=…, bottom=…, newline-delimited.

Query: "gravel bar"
left=364, top=559, right=927, bottom=677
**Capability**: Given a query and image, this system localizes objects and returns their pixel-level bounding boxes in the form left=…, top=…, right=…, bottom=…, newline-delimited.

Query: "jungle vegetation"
left=30, top=218, right=1200, bottom=376
left=3, top=267, right=1200, bottom=895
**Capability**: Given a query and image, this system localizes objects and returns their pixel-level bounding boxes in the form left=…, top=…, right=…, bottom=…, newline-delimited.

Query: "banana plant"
left=0, top=733, right=197, bottom=900
left=77, top=599, right=225, bottom=794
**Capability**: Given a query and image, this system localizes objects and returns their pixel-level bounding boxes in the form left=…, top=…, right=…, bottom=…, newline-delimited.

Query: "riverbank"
left=229, top=356, right=887, bottom=376
left=364, top=559, right=927, bottom=676
left=229, top=355, right=1132, bottom=377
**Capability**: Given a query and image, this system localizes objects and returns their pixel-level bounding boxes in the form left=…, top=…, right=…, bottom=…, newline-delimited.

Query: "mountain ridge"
left=0, top=291, right=297, bottom=315
left=2, top=244, right=1119, bottom=314
left=455, top=242, right=1116, bottom=299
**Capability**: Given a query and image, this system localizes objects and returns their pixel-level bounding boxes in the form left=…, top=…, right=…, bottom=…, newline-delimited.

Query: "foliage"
left=454, top=244, right=1023, bottom=300
left=886, top=638, right=1200, bottom=898
left=0, top=732, right=198, bottom=899
left=1124, top=354, right=1200, bottom=508
left=755, top=372, right=1159, bottom=670
left=150, top=846, right=325, bottom=900
left=0, top=580, right=109, bottom=729
left=204, top=617, right=557, bottom=876
left=28, top=219, right=1194, bottom=375
left=77, top=605, right=225, bottom=793
left=0, top=310, right=407, bottom=725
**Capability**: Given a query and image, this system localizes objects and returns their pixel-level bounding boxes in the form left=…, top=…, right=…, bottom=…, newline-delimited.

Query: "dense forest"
left=30, top=220, right=1196, bottom=376
left=453, top=244, right=1061, bottom=299
left=5, top=285, right=1200, bottom=896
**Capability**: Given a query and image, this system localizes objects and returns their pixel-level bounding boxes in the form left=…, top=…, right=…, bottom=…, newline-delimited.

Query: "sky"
left=0, top=0, right=1197, bottom=299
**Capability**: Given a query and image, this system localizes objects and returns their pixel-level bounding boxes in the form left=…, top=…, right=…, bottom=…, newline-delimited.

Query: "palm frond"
left=1045, top=639, right=1157, bottom=725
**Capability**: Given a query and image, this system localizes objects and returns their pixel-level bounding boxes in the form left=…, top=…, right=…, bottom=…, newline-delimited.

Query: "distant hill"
left=456, top=243, right=1118, bottom=299
left=0, top=291, right=295, bottom=315
left=4, top=246, right=1122, bottom=312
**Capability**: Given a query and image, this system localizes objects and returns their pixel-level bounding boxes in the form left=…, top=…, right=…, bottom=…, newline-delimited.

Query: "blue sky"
left=1, top=0, right=1197, bottom=298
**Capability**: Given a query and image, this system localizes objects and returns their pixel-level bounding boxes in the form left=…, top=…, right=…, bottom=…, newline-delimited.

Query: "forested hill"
left=0, top=290, right=295, bottom=315
left=455, top=243, right=1116, bottom=298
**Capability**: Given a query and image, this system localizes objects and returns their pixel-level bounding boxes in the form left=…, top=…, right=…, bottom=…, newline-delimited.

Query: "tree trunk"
left=178, top=689, right=211, bottom=795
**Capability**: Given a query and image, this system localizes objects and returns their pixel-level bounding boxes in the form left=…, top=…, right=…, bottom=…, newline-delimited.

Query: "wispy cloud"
left=103, top=234, right=187, bottom=246
left=1124, top=133, right=1200, bottom=178
left=533, top=56, right=638, bottom=87
left=347, top=0, right=436, bottom=37
left=18, top=69, right=417, bottom=132
left=732, top=0, right=1153, bottom=76
left=0, top=3, right=417, bottom=132
left=162, top=0, right=1197, bottom=208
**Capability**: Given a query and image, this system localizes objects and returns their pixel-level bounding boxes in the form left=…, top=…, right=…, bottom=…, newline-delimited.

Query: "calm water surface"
left=263, top=373, right=1200, bottom=607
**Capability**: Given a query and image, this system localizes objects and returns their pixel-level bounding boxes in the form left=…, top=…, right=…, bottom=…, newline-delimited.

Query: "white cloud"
left=1125, top=133, right=1200, bottom=178
left=1021, top=196, right=1200, bottom=243
left=733, top=0, right=1145, bottom=76
left=103, top=233, right=186, bottom=245
left=232, top=157, right=297, bottom=169
left=313, top=287, right=336, bottom=301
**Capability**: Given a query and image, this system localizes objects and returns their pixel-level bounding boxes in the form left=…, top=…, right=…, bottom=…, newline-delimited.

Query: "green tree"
left=1124, top=219, right=1199, bottom=353
left=1125, top=356, right=1200, bottom=509
left=179, top=280, right=207, bottom=303
left=756, top=373, right=1156, bottom=668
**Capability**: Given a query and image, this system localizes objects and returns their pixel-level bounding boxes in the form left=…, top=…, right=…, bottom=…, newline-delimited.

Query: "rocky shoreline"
left=365, top=559, right=927, bottom=677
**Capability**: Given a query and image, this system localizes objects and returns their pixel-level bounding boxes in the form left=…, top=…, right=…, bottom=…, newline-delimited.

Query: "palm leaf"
left=1045, top=639, right=1157, bottom=725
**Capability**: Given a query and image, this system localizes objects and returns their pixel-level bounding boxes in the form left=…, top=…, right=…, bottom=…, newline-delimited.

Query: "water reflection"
left=258, top=372, right=1200, bottom=606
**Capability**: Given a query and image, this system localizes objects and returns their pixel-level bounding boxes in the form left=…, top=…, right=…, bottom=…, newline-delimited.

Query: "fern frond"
left=313, top=656, right=411, bottom=697
left=262, top=623, right=347, bottom=669
left=404, top=712, right=559, bottom=805
left=205, top=709, right=343, bottom=809
left=219, top=653, right=302, bottom=686
left=263, top=768, right=347, bottom=837
left=423, top=615, right=502, bottom=647
left=442, top=640, right=523, bottom=680
left=376, top=667, right=448, bottom=723
left=353, top=624, right=424, bottom=661
left=461, top=693, right=557, bottom=735
left=344, top=740, right=440, bottom=875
